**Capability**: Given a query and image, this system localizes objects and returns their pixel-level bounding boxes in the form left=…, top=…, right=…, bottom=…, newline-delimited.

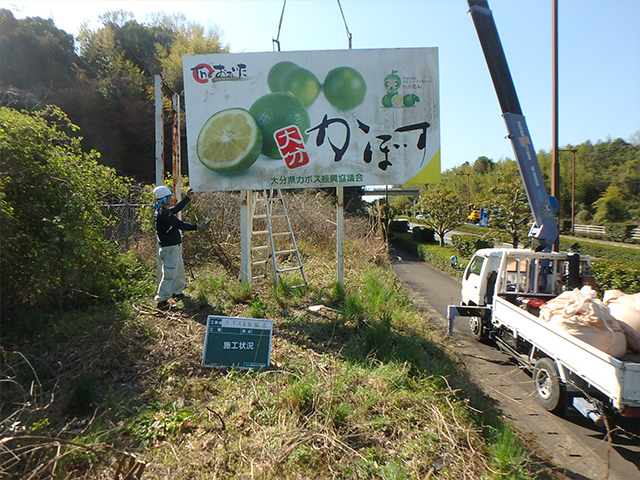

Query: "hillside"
left=1, top=191, right=565, bottom=480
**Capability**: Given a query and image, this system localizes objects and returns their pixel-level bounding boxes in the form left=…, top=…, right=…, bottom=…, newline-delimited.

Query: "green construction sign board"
left=202, top=316, right=273, bottom=369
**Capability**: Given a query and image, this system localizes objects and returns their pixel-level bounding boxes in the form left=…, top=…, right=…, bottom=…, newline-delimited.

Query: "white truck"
left=448, top=248, right=640, bottom=424
left=447, top=1, right=640, bottom=425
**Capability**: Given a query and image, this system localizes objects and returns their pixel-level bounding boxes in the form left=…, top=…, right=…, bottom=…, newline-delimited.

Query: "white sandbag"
left=604, top=291, right=640, bottom=354
left=540, top=286, right=627, bottom=358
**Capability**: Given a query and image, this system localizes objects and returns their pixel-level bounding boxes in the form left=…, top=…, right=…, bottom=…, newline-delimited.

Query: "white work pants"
left=155, top=244, right=186, bottom=302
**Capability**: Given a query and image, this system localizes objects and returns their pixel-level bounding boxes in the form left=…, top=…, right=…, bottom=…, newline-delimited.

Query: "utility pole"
left=455, top=172, right=471, bottom=206
left=559, top=149, right=578, bottom=235
left=551, top=0, right=560, bottom=251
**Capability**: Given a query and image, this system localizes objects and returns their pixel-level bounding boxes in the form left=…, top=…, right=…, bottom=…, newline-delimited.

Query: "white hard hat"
left=153, top=185, right=173, bottom=199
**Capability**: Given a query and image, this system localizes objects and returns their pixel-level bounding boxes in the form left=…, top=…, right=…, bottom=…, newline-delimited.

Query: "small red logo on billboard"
left=275, top=126, right=309, bottom=169
left=192, top=64, right=214, bottom=84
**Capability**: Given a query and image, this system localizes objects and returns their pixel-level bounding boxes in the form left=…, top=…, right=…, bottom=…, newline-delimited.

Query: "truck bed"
left=493, top=295, right=640, bottom=412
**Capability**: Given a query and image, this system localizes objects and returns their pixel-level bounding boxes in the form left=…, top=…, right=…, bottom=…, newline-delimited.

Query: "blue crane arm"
left=468, top=0, right=559, bottom=252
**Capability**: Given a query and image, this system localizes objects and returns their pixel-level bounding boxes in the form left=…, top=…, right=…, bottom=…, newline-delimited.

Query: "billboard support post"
left=154, top=76, right=184, bottom=288
left=154, top=75, right=164, bottom=186
left=171, top=92, right=182, bottom=203
left=240, top=190, right=252, bottom=285
left=337, top=186, right=344, bottom=286
left=154, top=76, right=183, bottom=203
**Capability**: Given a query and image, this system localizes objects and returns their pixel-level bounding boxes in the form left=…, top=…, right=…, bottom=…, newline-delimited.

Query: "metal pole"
left=551, top=0, right=560, bottom=252
left=455, top=172, right=471, bottom=205
left=154, top=75, right=164, bottom=186
left=240, top=190, right=252, bottom=285
left=124, top=196, right=130, bottom=251
left=560, top=149, right=578, bottom=235
left=154, top=75, right=165, bottom=291
left=466, top=174, right=470, bottom=205
left=172, top=92, right=181, bottom=205
left=571, top=150, right=576, bottom=235
left=337, top=186, right=344, bottom=286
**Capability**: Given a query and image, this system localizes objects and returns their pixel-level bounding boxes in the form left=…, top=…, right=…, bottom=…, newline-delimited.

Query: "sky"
left=4, top=0, right=640, bottom=173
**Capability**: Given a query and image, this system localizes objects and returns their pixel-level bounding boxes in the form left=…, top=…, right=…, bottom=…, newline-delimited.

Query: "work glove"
left=185, top=188, right=194, bottom=200
left=196, top=223, right=208, bottom=232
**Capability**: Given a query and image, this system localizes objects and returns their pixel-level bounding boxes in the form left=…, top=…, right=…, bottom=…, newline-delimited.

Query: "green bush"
left=127, top=401, right=198, bottom=444
left=591, top=260, right=640, bottom=294
left=0, top=106, right=136, bottom=315
left=450, top=234, right=493, bottom=257
left=604, top=223, right=637, bottom=242
left=412, top=226, right=435, bottom=243
left=559, top=238, right=640, bottom=266
left=560, top=219, right=572, bottom=233
left=390, top=231, right=467, bottom=279
left=415, top=244, right=465, bottom=279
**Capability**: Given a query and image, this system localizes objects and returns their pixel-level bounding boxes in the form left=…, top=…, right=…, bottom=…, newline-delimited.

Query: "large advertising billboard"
left=182, top=48, right=440, bottom=192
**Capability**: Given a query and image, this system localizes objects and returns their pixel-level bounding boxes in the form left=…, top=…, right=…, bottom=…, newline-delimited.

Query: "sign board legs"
left=240, top=190, right=252, bottom=285
left=337, top=186, right=344, bottom=286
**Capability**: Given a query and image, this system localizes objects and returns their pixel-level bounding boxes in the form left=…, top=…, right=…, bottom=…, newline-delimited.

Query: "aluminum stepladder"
left=251, top=189, right=307, bottom=287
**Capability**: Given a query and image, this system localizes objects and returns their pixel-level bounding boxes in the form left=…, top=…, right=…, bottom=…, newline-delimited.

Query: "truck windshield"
left=465, top=256, right=484, bottom=280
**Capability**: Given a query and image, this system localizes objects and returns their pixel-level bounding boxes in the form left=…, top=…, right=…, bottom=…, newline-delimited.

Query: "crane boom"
left=468, top=0, right=559, bottom=251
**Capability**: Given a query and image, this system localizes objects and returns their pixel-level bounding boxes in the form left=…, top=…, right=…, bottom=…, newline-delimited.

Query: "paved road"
left=390, top=246, right=640, bottom=480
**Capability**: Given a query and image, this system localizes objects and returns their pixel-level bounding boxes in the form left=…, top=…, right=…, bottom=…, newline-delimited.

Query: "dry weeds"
left=1, top=189, right=564, bottom=479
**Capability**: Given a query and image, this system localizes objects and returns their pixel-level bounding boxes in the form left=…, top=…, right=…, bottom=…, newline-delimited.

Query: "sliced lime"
left=196, top=108, right=263, bottom=174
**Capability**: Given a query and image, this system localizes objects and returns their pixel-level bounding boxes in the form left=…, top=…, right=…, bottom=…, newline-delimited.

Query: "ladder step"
left=249, top=189, right=306, bottom=285
left=275, top=249, right=296, bottom=255
left=277, top=266, right=302, bottom=273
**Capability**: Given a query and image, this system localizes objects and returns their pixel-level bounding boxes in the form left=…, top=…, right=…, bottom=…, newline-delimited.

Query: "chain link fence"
left=101, top=200, right=152, bottom=252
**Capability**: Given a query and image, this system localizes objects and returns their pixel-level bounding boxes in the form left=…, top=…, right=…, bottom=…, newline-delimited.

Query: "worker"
left=153, top=185, right=207, bottom=310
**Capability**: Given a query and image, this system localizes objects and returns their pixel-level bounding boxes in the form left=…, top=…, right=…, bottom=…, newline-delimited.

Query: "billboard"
left=182, top=48, right=440, bottom=192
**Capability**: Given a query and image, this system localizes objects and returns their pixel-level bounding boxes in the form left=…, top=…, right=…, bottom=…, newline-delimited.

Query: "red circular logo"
left=191, top=64, right=213, bottom=84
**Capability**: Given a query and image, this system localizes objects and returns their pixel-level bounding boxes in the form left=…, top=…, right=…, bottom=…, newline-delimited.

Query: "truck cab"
left=461, top=248, right=594, bottom=309
left=461, top=248, right=503, bottom=307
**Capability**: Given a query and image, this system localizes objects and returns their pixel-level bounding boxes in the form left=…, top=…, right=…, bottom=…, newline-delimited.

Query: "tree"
left=76, top=11, right=172, bottom=103
left=592, top=184, right=631, bottom=224
left=72, top=11, right=228, bottom=181
left=486, top=164, right=532, bottom=248
left=152, top=12, right=229, bottom=92
left=418, top=185, right=463, bottom=246
left=388, top=195, right=413, bottom=217
left=473, top=156, right=494, bottom=175
left=0, top=9, right=78, bottom=107
left=0, top=106, right=129, bottom=313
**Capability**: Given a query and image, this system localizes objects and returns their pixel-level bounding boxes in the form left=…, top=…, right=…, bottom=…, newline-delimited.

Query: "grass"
left=2, top=201, right=564, bottom=479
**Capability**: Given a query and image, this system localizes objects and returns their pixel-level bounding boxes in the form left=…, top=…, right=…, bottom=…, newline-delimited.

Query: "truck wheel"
left=469, top=316, right=486, bottom=341
left=533, top=358, right=565, bottom=413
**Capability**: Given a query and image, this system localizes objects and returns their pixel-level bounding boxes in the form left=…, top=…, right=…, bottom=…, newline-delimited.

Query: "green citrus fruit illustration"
left=391, top=94, right=404, bottom=107
left=382, top=93, right=393, bottom=108
left=196, top=108, right=263, bottom=174
left=384, top=70, right=401, bottom=95
left=249, top=92, right=310, bottom=159
left=281, top=67, right=321, bottom=107
left=323, top=66, right=367, bottom=110
left=267, top=61, right=299, bottom=92
left=403, top=93, right=420, bottom=107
